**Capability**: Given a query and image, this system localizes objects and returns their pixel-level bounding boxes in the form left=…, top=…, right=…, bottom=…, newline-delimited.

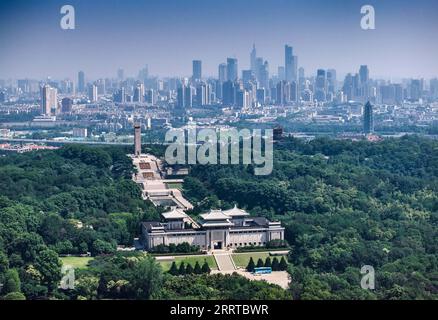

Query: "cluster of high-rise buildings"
left=0, top=44, right=437, bottom=128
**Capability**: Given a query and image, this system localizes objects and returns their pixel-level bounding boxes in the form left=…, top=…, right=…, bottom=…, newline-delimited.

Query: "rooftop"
left=222, top=205, right=250, bottom=217
left=200, top=209, right=231, bottom=221
left=161, top=208, right=188, bottom=220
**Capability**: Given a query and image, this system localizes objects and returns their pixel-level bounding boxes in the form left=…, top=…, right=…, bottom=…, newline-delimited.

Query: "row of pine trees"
left=168, top=260, right=211, bottom=276
left=246, top=256, right=288, bottom=272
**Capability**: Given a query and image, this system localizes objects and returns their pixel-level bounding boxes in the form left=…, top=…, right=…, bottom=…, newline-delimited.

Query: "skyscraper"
left=41, top=85, right=57, bottom=115
left=242, top=70, right=255, bottom=87
left=250, top=44, right=257, bottom=74
left=222, top=80, right=236, bottom=106
left=359, top=65, right=369, bottom=85
left=409, top=79, right=422, bottom=101
left=78, top=71, right=85, bottom=93
left=327, top=69, right=337, bottom=94
left=315, top=69, right=327, bottom=102
left=258, top=61, right=269, bottom=89
left=285, top=45, right=298, bottom=83
left=192, top=60, right=202, bottom=82
left=276, top=80, right=290, bottom=106
left=363, top=101, right=374, bottom=134
left=227, top=58, right=238, bottom=81
left=218, top=63, right=227, bottom=83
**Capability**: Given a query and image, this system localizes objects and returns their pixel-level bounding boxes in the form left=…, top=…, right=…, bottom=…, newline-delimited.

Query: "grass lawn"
left=159, top=255, right=217, bottom=271
left=232, top=252, right=286, bottom=268
left=166, top=182, right=183, bottom=190
left=60, top=256, right=94, bottom=269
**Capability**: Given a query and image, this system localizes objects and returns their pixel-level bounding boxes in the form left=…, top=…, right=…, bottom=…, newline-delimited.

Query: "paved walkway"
left=211, top=270, right=291, bottom=289
left=214, top=253, right=236, bottom=271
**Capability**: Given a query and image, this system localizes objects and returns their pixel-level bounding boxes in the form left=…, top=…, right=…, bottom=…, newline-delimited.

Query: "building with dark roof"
left=141, top=206, right=284, bottom=251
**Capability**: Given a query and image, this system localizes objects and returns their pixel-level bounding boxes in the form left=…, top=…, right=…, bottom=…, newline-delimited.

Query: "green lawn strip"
left=165, top=183, right=183, bottom=190
left=60, top=256, right=94, bottom=269
left=232, top=252, right=287, bottom=268
left=158, top=255, right=217, bottom=271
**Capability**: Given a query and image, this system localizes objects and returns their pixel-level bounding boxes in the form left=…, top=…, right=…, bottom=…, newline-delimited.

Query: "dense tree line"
left=0, top=145, right=160, bottom=299
left=0, top=144, right=291, bottom=300
left=184, top=135, right=438, bottom=299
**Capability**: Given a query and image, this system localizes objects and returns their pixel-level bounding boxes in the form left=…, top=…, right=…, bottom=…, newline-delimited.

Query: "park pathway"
left=214, top=253, right=236, bottom=271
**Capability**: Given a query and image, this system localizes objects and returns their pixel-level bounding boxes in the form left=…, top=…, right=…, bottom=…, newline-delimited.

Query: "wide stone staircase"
left=214, top=253, right=236, bottom=271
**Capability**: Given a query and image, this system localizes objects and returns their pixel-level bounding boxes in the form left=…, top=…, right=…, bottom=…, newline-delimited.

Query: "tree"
left=91, top=239, right=116, bottom=256
left=201, top=261, right=211, bottom=274
left=178, top=262, right=186, bottom=275
left=194, top=261, right=202, bottom=274
left=0, top=251, right=9, bottom=274
left=186, top=263, right=194, bottom=275
left=75, top=276, right=99, bottom=300
left=264, top=257, right=272, bottom=268
left=256, top=258, right=264, bottom=268
left=169, top=261, right=178, bottom=276
left=2, top=292, right=26, bottom=300
left=3, top=269, right=21, bottom=294
left=246, top=257, right=255, bottom=272
left=271, top=257, right=280, bottom=271
left=279, top=257, right=288, bottom=271
left=132, top=256, right=163, bottom=299
left=34, top=249, right=62, bottom=292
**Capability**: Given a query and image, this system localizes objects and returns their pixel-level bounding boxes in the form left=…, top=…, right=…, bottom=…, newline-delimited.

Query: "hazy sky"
left=0, top=0, right=437, bottom=81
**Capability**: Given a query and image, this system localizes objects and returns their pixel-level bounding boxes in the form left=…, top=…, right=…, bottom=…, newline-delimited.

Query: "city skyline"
left=0, top=0, right=438, bottom=80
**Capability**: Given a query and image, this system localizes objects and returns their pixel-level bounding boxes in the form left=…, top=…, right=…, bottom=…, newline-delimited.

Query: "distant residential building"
left=363, top=101, right=374, bottom=134
left=236, top=89, right=250, bottom=109
left=61, top=97, right=73, bottom=113
left=196, top=82, right=211, bottom=106
left=113, top=87, right=126, bottom=103
left=41, top=85, right=58, bottom=116
left=146, top=89, right=155, bottom=104
left=0, top=91, right=6, bottom=103
left=72, top=128, right=88, bottom=138
left=88, top=84, right=98, bottom=102
left=134, top=83, right=145, bottom=103
left=256, top=88, right=266, bottom=105
left=177, top=84, right=193, bottom=109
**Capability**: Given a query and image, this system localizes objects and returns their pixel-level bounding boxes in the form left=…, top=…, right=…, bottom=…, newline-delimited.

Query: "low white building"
left=141, top=206, right=284, bottom=251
